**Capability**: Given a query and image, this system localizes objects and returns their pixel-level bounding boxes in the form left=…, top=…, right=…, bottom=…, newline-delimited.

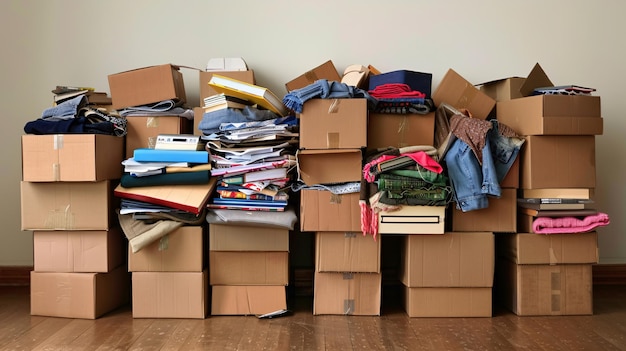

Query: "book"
left=519, top=188, right=594, bottom=200
left=517, top=201, right=586, bottom=210
left=519, top=207, right=598, bottom=218
left=217, top=190, right=285, bottom=201
left=243, top=167, right=288, bottom=182
left=208, top=74, right=288, bottom=116
left=53, top=90, right=111, bottom=105
left=206, top=203, right=285, bottom=212
left=133, top=148, right=209, bottom=163
left=211, top=198, right=288, bottom=207
left=52, top=85, right=95, bottom=94
left=203, top=93, right=253, bottom=107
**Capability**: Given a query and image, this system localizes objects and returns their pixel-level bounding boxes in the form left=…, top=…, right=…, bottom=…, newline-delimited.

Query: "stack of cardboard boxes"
left=483, top=63, right=603, bottom=316
left=108, top=64, right=212, bottom=318
left=20, top=132, right=129, bottom=319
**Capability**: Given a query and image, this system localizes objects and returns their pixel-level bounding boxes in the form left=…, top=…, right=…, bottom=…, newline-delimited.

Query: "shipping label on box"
left=299, top=98, right=367, bottom=149
left=300, top=190, right=361, bottom=232
left=34, top=228, right=124, bottom=273
left=108, top=64, right=187, bottom=110
left=316, top=232, right=381, bottom=273
left=367, top=112, right=435, bottom=150
left=211, top=285, right=286, bottom=316
left=313, top=271, right=381, bottom=316
left=521, top=135, right=596, bottom=189
left=128, top=226, right=205, bottom=272
left=378, top=205, right=446, bottom=235
left=132, top=270, right=208, bottom=319
left=22, top=134, right=123, bottom=182
left=400, top=232, right=494, bottom=288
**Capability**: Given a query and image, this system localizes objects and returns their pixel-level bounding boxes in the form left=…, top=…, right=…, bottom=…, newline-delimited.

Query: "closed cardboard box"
left=451, top=188, right=517, bottom=233
left=299, top=98, right=367, bottom=149
left=313, top=271, right=381, bottom=316
left=285, top=60, right=341, bottom=92
left=377, top=205, right=446, bottom=235
left=478, top=62, right=554, bottom=101
left=108, top=64, right=187, bottom=110
left=297, top=149, right=363, bottom=186
left=30, top=266, right=130, bottom=319
left=132, top=270, right=208, bottom=319
left=209, top=224, right=289, bottom=251
left=432, top=69, right=496, bottom=120
left=199, top=70, right=255, bottom=105
left=209, top=251, right=289, bottom=285
left=128, top=226, right=206, bottom=272
left=211, top=285, right=287, bottom=316
left=316, top=232, right=381, bottom=273
left=21, top=181, right=116, bottom=231
left=22, top=134, right=123, bottom=182
left=34, top=228, right=124, bottom=273
left=400, top=232, right=494, bottom=288
left=367, top=112, right=435, bottom=150
left=300, top=190, right=361, bottom=232
left=125, top=116, right=192, bottom=158
left=497, top=95, right=603, bottom=135
left=520, top=135, right=596, bottom=189
left=403, top=286, right=492, bottom=317
left=496, top=232, right=598, bottom=265
left=497, top=260, right=593, bottom=316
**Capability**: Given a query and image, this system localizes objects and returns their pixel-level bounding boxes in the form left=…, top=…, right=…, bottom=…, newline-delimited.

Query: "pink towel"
left=532, top=212, right=610, bottom=234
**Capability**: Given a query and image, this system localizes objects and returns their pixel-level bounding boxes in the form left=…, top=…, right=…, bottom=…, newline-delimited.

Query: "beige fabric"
left=117, top=211, right=184, bottom=253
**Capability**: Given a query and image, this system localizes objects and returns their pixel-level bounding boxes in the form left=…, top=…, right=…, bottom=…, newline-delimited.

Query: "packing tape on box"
left=344, top=299, right=355, bottom=315
left=44, top=204, right=74, bottom=229
left=549, top=248, right=558, bottom=265
left=53, top=134, right=64, bottom=149
left=329, top=193, right=342, bottom=204
left=52, top=163, right=60, bottom=181
left=158, top=235, right=169, bottom=251
left=551, top=271, right=561, bottom=313
left=327, top=98, right=341, bottom=113
left=146, top=117, right=160, bottom=128
left=327, top=133, right=339, bottom=148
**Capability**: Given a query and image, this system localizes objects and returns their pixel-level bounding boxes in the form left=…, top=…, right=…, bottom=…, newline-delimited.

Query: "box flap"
left=206, top=57, right=248, bottom=71
left=519, top=63, right=553, bottom=97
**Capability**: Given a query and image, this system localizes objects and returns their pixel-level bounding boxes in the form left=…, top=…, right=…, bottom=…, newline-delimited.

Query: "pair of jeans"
left=198, top=106, right=280, bottom=135
left=444, top=120, right=523, bottom=212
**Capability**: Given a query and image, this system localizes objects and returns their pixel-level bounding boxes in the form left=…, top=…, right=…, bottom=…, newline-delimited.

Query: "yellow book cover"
left=208, top=74, right=288, bottom=116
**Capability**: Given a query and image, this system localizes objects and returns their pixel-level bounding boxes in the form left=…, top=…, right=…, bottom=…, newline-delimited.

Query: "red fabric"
left=368, top=83, right=426, bottom=99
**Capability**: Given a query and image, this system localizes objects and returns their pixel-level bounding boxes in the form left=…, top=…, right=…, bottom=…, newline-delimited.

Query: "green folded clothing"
left=120, top=171, right=211, bottom=188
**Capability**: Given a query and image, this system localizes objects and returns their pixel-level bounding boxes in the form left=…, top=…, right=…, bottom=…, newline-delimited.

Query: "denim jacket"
left=444, top=119, right=524, bottom=212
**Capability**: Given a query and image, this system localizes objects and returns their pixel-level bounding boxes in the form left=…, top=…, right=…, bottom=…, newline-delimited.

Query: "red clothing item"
left=368, top=83, right=426, bottom=99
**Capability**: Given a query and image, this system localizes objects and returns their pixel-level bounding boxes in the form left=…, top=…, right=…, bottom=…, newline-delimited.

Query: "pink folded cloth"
left=532, top=212, right=610, bottom=234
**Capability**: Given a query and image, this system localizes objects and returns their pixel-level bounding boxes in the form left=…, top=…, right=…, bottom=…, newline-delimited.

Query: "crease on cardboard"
left=330, top=193, right=342, bottom=204
left=45, top=204, right=74, bottom=230
left=457, top=85, right=478, bottom=110
left=397, top=115, right=408, bottom=146
left=304, top=70, right=318, bottom=83
left=549, top=247, right=558, bottom=265
left=327, top=133, right=340, bottom=148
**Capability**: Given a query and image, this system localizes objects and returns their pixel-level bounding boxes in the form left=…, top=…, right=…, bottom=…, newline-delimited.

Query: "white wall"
left=1, top=0, right=624, bottom=265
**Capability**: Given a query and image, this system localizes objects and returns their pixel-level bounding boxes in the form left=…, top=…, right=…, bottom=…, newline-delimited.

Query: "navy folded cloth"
left=24, top=116, right=115, bottom=135
left=120, top=171, right=211, bottom=188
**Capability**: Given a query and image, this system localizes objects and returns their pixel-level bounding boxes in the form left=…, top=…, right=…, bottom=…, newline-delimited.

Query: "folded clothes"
left=532, top=212, right=610, bottom=234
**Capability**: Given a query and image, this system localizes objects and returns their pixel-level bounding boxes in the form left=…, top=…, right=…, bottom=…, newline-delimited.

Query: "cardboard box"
left=500, top=156, right=519, bottom=188
left=367, top=112, right=435, bottom=150
left=125, top=116, right=192, bottom=158
left=209, top=224, right=289, bottom=251
left=33, top=228, right=124, bottom=273
left=377, top=205, right=446, bottom=235
left=403, top=286, right=492, bottom=317
left=132, top=270, right=208, bottom=319
left=497, top=95, right=603, bottom=136
left=369, top=70, right=433, bottom=98
left=496, top=232, right=599, bottom=265
left=285, top=60, right=341, bottom=91
left=21, top=181, right=116, bottom=231
left=520, top=135, right=596, bottom=189
left=497, top=260, right=593, bottom=316
left=315, top=232, right=381, bottom=273
left=299, top=98, right=367, bottom=149
left=297, top=149, right=363, bottom=186
left=128, top=226, right=206, bottom=272
left=400, top=232, right=494, bottom=288
left=108, top=64, right=187, bottom=110
left=432, top=69, right=496, bottom=119
left=313, top=271, right=381, bottom=315
left=22, top=134, right=123, bottom=182
left=209, top=251, right=289, bottom=285
left=211, top=285, right=287, bottom=316
left=478, top=62, right=553, bottom=101
left=30, top=266, right=130, bottom=319
left=193, top=107, right=203, bottom=136
left=450, top=188, right=517, bottom=233
left=199, top=70, right=255, bottom=105
left=300, top=190, right=361, bottom=232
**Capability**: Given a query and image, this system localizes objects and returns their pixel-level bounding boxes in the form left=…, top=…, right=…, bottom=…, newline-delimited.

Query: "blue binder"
left=133, top=148, right=209, bottom=163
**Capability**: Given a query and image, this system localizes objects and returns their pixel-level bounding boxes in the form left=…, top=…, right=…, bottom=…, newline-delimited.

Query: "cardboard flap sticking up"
left=519, top=63, right=554, bottom=97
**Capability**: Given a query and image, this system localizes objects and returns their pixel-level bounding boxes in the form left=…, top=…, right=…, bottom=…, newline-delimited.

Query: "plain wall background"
left=1, top=0, right=624, bottom=266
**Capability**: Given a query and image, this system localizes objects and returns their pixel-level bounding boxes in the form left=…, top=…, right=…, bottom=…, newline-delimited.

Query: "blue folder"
left=133, top=148, right=209, bottom=163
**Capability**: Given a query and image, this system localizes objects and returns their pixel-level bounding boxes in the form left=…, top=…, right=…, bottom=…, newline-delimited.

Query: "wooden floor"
left=1, top=285, right=626, bottom=351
